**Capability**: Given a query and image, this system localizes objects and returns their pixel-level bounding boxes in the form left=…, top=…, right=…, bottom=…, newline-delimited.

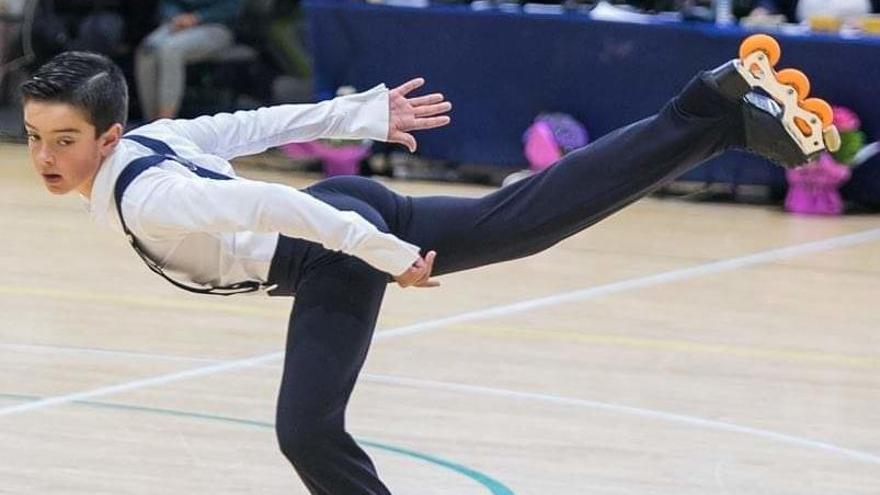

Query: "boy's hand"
left=388, top=78, right=452, bottom=153
left=394, top=251, right=440, bottom=288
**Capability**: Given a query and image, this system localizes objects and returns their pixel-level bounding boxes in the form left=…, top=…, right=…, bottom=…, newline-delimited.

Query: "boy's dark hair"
left=20, top=51, right=128, bottom=136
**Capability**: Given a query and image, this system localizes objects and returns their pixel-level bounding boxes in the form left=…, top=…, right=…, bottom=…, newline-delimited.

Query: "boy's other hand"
left=388, top=78, right=452, bottom=153
left=395, top=251, right=440, bottom=288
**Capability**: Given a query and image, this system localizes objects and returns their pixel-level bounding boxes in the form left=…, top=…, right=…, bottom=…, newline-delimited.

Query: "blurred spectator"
left=135, top=0, right=241, bottom=121
left=750, top=0, right=879, bottom=22
left=631, top=0, right=762, bottom=19
left=31, top=0, right=125, bottom=61
left=749, top=0, right=795, bottom=20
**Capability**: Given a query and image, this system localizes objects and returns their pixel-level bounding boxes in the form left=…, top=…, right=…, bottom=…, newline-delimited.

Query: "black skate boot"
left=701, top=34, right=840, bottom=168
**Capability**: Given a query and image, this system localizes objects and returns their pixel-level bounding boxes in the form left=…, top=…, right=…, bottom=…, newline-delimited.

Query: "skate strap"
left=113, top=134, right=265, bottom=296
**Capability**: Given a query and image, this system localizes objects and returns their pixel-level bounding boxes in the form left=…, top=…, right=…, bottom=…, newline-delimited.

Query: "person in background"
left=750, top=0, right=878, bottom=22
left=31, top=0, right=126, bottom=61
left=135, top=0, right=241, bottom=121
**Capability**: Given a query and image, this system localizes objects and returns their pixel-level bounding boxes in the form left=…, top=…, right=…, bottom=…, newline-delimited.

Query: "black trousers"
left=265, top=73, right=744, bottom=494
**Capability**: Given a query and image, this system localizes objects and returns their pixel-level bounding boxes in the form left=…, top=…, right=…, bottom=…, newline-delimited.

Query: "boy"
left=20, top=38, right=836, bottom=494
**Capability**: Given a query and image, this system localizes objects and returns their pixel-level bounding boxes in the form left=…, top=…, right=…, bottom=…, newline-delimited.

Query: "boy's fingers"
left=396, top=251, right=436, bottom=288
left=418, top=252, right=435, bottom=283
left=414, top=102, right=452, bottom=118
left=395, top=77, right=425, bottom=96
left=409, top=93, right=444, bottom=107
left=401, top=273, right=418, bottom=288
left=392, top=132, right=416, bottom=153
left=395, top=268, right=414, bottom=288
left=415, top=266, right=429, bottom=284
left=413, top=116, right=451, bottom=131
left=397, top=264, right=422, bottom=288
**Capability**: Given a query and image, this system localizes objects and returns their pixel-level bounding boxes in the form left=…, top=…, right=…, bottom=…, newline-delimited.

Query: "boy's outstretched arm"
left=154, top=78, right=451, bottom=159
left=129, top=173, right=424, bottom=278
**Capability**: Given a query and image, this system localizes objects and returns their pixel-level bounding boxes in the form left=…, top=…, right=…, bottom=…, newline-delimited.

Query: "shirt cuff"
left=340, top=83, right=390, bottom=142
left=356, top=231, right=421, bottom=276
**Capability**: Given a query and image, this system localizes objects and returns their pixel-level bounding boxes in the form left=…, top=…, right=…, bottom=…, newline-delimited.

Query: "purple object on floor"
left=539, top=113, right=589, bottom=153
left=281, top=141, right=371, bottom=177
left=785, top=153, right=852, bottom=215
left=523, top=121, right=562, bottom=171
left=522, top=113, right=589, bottom=172
left=281, top=142, right=320, bottom=159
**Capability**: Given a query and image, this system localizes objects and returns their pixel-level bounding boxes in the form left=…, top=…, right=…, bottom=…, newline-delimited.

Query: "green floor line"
left=0, top=392, right=514, bottom=495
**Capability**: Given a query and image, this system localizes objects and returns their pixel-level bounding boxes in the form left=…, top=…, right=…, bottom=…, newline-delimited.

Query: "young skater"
left=20, top=35, right=836, bottom=494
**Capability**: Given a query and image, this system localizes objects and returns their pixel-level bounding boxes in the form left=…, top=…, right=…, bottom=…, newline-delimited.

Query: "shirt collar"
left=83, top=141, right=134, bottom=228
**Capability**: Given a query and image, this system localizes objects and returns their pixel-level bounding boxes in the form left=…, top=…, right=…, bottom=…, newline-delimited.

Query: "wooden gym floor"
left=1, top=143, right=878, bottom=494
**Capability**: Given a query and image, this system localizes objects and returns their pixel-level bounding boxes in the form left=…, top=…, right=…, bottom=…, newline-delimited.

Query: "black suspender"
left=115, top=134, right=265, bottom=296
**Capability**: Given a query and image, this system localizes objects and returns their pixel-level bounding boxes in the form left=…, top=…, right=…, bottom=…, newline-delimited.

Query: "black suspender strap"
left=124, top=134, right=235, bottom=180
left=114, top=134, right=265, bottom=296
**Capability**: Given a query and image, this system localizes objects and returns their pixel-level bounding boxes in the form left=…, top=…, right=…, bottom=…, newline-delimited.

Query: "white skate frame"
left=734, top=51, right=841, bottom=156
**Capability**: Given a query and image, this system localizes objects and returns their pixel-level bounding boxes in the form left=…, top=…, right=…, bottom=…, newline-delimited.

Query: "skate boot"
left=703, top=34, right=840, bottom=168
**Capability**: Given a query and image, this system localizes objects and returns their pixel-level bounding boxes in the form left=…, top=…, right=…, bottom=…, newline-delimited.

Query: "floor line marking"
left=362, top=373, right=880, bottom=465
left=3, top=343, right=879, bottom=465
left=2, top=228, right=878, bottom=417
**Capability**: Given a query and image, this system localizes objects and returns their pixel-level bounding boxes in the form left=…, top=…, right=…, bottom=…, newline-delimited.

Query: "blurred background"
left=0, top=0, right=879, bottom=213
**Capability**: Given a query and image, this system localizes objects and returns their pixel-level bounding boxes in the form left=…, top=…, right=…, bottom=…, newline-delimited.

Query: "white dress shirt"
left=83, top=84, right=422, bottom=292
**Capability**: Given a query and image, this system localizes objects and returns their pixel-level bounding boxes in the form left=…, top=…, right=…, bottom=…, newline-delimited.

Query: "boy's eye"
left=58, top=138, right=73, bottom=146
left=26, top=134, right=39, bottom=142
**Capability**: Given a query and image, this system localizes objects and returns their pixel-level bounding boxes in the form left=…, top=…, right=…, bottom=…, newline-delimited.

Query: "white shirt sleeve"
left=128, top=172, right=421, bottom=277
left=155, top=84, right=390, bottom=160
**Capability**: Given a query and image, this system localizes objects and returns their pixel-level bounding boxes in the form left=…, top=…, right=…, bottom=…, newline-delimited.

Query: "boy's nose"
left=36, top=144, right=53, bottom=165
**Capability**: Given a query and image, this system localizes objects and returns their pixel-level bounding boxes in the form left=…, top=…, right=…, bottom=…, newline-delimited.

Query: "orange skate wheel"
left=739, top=34, right=781, bottom=67
left=801, top=98, right=834, bottom=128
left=776, top=68, right=810, bottom=100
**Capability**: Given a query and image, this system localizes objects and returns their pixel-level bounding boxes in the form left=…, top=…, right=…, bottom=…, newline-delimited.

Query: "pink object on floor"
left=313, top=143, right=371, bottom=176
left=280, top=142, right=321, bottom=159
left=784, top=153, right=852, bottom=215
left=523, top=121, right=562, bottom=172
left=281, top=141, right=371, bottom=177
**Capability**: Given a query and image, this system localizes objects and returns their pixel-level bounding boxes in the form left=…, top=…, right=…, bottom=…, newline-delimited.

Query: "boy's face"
left=23, top=101, right=121, bottom=196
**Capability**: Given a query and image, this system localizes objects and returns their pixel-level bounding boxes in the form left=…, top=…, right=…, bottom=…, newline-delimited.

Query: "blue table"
left=304, top=0, right=880, bottom=186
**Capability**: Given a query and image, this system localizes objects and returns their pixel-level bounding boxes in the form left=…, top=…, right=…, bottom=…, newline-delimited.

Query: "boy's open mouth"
left=43, top=173, right=63, bottom=183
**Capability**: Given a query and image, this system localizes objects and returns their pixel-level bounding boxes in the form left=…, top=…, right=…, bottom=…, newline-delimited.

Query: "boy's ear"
left=99, top=123, right=123, bottom=157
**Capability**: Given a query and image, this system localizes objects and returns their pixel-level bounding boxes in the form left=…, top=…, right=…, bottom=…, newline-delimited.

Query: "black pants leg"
left=274, top=253, right=392, bottom=495
left=269, top=72, right=744, bottom=494
left=400, top=72, right=743, bottom=275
